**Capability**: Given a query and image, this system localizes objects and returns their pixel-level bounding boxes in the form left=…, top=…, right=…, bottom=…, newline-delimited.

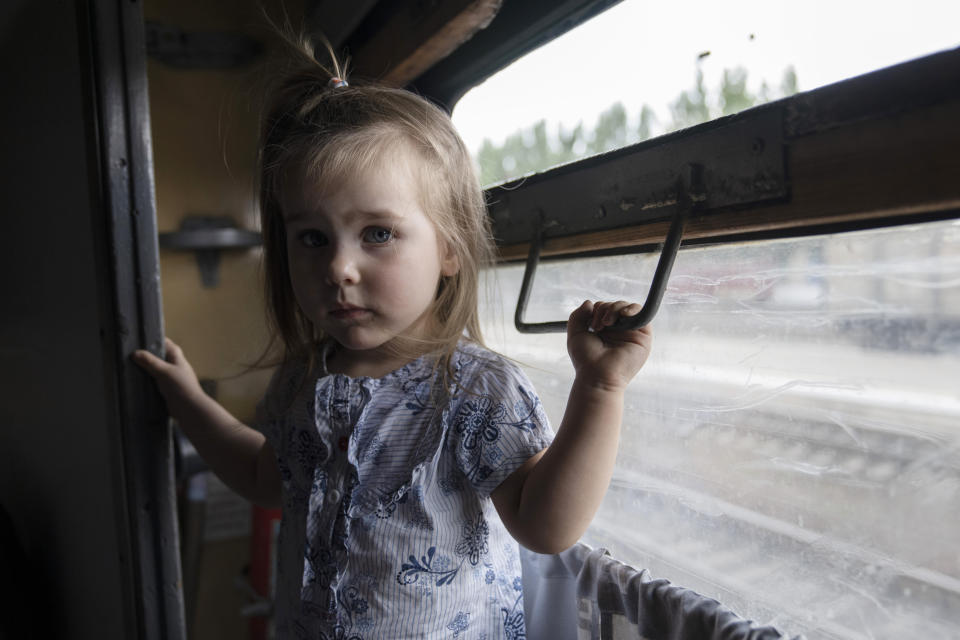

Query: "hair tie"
left=328, top=77, right=348, bottom=89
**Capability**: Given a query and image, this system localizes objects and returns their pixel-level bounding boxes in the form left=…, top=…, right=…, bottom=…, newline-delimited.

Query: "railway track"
left=587, top=470, right=960, bottom=639
left=512, top=345, right=960, bottom=639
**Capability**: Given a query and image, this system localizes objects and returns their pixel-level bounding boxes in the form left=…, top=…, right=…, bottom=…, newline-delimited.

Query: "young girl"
left=135, top=40, right=652, bottom=640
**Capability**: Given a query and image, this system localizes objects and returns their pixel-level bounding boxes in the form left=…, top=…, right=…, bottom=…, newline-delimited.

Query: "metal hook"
left=513, top=163, right=703, bottom=334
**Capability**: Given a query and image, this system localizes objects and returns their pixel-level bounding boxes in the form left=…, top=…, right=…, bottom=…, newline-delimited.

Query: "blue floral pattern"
left=257, top=341, right=553, bottom=638
left=502, top=594, right=526, bottom=640
left=457, top=396, right=505, bottom=450
left=455, top=513, right=490, bottom=566
left=396, top=546, right=460, bottom=586
left=453, top=385, right=545, bottom=483
left=448, top=611, right=471, bottom=637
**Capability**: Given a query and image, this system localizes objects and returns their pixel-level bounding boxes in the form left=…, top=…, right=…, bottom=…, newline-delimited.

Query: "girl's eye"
left=363, top=227, right=393, bottom=244
left=298, top=230, right=328, bottom=248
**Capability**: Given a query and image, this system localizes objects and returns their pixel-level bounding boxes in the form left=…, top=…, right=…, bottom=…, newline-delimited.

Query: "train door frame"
left=1, top=1, right=185, bottom=637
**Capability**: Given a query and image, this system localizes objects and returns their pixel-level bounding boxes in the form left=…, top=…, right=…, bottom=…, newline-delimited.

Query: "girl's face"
left=281, top=148, right=458, bottom=376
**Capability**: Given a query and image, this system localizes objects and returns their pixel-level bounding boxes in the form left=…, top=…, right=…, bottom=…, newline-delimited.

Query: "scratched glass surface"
left=480, top=219, right=960, bottom=639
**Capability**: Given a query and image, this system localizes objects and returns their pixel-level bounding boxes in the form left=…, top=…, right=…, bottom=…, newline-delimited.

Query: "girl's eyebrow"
left=282, top=208, right=404, bottom=225
left=283, top=209, right=406, bottom=222
left=282, top=210, right=307, bottom=224
left=356, top=209, right=405, bottom=223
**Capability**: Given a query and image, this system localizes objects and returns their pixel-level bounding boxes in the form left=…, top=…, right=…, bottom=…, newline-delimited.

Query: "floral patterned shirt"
left=257, top=341, right=554, bottom=639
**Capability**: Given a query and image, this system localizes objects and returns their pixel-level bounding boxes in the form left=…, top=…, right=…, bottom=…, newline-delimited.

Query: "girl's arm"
left=492, top=300, right=651, bottom=554
left=133, top=338, right=282, bottom=508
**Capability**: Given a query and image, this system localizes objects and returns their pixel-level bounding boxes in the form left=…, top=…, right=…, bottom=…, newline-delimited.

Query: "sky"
left=452, top=0, right=960, bottom=154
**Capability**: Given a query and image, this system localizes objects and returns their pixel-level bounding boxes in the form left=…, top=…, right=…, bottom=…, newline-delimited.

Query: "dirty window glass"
left=480, top=218, right=960, bottom=638
left=453, top=0, right=960, bottom=186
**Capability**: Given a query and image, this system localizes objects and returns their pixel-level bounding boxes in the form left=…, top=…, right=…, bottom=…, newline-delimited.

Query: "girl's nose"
left=325, top=244, right=360, bottom=285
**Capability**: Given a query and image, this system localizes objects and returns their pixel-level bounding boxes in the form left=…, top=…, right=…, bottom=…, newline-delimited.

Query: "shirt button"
left=338, top=436, right=349, bottom=452
left=327, top=489, right=342, bottom=504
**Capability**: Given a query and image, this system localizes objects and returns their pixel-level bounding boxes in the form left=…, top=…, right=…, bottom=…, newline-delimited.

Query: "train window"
left=479, top=218, right=960, bottom=638
left=453, top=0, right=960, bottom=187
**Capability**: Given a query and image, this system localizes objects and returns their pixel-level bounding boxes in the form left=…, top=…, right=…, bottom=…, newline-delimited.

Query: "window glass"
left=480, top=219, right=960, bottom=638
left=454, top=0, right=960, bottom=186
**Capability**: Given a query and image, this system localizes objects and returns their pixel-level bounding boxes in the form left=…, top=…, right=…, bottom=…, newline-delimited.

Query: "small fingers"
left=132, top=348, right=167, bottom=374
left=132, top=336, right=183, bottom=373
left=164, top=337, right=184, bottom=362
left=590, top=300, right=638, bottom=331
left=568, top=300, right=595, bottom=332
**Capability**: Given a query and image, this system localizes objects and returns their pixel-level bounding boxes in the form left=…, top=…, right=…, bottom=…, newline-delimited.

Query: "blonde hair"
left=257, top=36, right=495, bottom=389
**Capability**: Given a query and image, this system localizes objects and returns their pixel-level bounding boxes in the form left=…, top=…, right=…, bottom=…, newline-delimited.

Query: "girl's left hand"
left=566, top=300, right=653, bottom=391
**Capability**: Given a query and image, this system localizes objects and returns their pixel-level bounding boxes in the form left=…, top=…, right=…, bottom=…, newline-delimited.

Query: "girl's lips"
left=330, top=307, right=370, bottom=320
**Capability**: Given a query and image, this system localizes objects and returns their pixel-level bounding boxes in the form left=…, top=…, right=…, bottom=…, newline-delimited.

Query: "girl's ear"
left=440, top=241, right=460, bottom=277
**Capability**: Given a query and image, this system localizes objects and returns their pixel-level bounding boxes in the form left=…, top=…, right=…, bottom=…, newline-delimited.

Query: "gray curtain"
left=521, top=544, right=802, bottom=640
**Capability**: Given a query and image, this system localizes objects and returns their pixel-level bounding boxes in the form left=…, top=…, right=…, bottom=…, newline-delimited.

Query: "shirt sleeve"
left=252, top=372, right=281, bottom=449
left=252, top=358, right=309, bottom=449
left=446, top=351, right=554, bottom=497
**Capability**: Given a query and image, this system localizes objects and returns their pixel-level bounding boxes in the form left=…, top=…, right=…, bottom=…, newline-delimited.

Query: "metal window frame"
left=487, top=47, right=960, bottom=332
left=80, top=0, right=186, bottom=637
left=490, top=46, right=960, bottom=264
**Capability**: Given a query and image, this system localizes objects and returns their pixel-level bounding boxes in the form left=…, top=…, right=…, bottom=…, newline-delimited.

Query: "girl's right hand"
left=132, top=337, right=205, bottom=420
left=566, top=300, right=653, bottom=391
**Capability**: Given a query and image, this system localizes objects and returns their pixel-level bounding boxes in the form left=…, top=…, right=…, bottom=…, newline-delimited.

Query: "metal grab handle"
left=513, top=164, right=702, bottom=334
